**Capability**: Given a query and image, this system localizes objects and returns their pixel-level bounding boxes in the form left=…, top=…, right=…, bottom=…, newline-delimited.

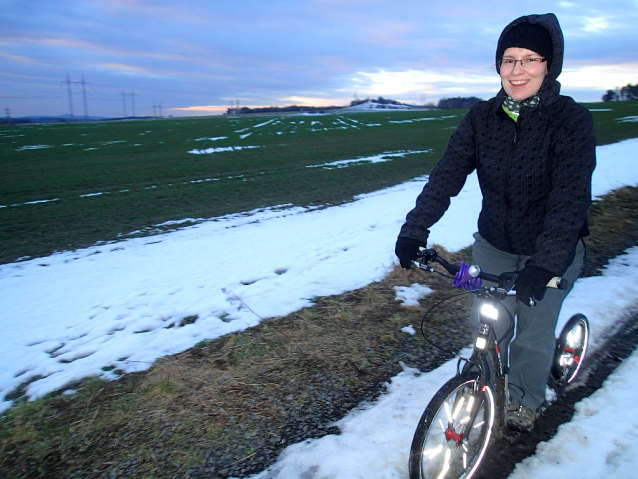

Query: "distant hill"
left=347, top=97, right=414, bottom=109
left=343, top=99, right=415, bottom=111
left=228, top=98, right=420, bottom=115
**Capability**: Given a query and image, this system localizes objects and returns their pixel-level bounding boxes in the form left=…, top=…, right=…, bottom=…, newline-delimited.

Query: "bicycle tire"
left=552, top=313, right=589, bottom=387
left=408, top=373, right=495, bottom=479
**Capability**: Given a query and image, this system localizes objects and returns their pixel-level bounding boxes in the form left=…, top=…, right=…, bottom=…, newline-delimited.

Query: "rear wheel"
left=552, top=313, right=589, bottom=388
left=409, top=373, right=495, bottom=479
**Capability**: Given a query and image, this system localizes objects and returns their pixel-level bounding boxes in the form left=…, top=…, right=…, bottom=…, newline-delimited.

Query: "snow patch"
left=394, top=283, right=434, bottom=307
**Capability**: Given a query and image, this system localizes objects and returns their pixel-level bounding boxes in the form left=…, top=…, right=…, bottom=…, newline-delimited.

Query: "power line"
left=60, top=73, right=91, bottom=119
left=63, top=73, right=74, bottom=119
left=87, top=84, right=120, bottom=102
left=81, top=74, right=89, bottom=118
left=2, top=76, right=150, bottom=117
left=130, top=90, right=136, bottom=117
left=121, top=90, right=127, bottom=117
left=0, top=89, right=66, bottom=99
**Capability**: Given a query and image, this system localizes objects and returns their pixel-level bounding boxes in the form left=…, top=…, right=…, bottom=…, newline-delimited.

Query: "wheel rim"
left=420, top=382, right=494, bottom=479
left=559, top=319, right=588, bottom=383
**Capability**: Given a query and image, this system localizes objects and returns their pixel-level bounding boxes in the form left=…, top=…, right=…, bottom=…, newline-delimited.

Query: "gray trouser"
left=469, top=232, right=584, bottom=409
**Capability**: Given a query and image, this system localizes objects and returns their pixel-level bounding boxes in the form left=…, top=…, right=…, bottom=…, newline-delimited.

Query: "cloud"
left=0, top=50, right=40, bottom=64
left=348, top=69, right=499, bottom=98
left=169, top=105, right=228, bottom=113
left=363, top=21, right=417, bottom=47
left=96, top=63, right=158, bottom=75
left=582, top=16, right=611, bottom=33
left=561, top=62, right=638, bottom=89
left=279, top=96, right=343, bottom=107
left=2, top=0, right=637, bottom=117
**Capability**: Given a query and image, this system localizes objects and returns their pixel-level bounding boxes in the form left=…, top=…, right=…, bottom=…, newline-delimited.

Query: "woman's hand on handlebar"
left=395, top=236, right=427, bottom=269
left=516, top=265, right=556, bottom=306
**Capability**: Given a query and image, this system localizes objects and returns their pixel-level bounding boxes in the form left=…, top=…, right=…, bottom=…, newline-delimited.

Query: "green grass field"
left=1, top=101, right=637, bottom=264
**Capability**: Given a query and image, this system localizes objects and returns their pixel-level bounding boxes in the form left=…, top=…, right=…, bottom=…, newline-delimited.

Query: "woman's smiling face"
left=500, top=47, right=548, bottom=101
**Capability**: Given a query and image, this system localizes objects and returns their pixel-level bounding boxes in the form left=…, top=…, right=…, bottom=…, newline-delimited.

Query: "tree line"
left=602, top=83, right=638, bottom=101
left=436, top=97, right=483, bottom=109
left=227, top=104, right=343, bottom=115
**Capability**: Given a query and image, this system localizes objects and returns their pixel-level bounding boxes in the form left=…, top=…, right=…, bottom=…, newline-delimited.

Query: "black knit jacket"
left=399, top=13, right=597, bottom=276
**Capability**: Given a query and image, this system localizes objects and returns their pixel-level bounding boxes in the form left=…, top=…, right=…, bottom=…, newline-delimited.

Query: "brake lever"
left=411, top=247, right=437, bottom=271
left=412, top=259, right=435, bottom=272
left=418, top=247, right=438, bottom=263
left=500, top=272, right=519, bottom=292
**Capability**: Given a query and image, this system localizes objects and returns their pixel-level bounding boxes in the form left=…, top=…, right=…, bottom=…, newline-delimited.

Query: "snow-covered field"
left=2, top=138, right=638, bottom=478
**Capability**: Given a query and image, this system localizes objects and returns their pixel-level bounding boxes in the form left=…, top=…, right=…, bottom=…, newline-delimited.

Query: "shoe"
left=507, top=404, right=537, bottom=433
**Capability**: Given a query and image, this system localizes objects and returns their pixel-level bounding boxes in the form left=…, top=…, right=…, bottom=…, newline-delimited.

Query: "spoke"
left=466, top=395, right=475, bottom=413
left=438, top=418, right=446, bottom=433
left=423, top=444, right=444, bottom=460
left=473, top=420, right=484, bottom=429
left=452, top=397, right=466, bottom=420
left=444, top=401, right=453, bottom=423
left=436, top=448, right=452, bottom=479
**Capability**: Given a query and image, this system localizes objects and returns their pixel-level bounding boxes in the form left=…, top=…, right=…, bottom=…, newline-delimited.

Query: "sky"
left=1, top=136, right=638, bottom=477
left=1, top=0, right=638, bottom=118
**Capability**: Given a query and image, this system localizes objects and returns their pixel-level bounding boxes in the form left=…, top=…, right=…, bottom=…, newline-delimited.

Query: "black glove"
left=516, top=265, right=555, bottom=306
left=395, top=236, right=427, bottom=269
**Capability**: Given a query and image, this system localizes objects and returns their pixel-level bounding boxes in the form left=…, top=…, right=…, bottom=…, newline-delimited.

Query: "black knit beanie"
left=498, top=22, right=553, bottom=69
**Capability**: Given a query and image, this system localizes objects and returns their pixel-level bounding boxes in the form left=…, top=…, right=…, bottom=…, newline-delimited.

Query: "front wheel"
left=408, top=373, right=495, bottom=479
left=552, top=313, right=589, bottom=388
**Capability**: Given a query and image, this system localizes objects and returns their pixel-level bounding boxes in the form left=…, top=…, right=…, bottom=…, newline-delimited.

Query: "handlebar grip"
left=547, top=277, right=568, bottom=290
left=528, top=277, right=568, bottom=307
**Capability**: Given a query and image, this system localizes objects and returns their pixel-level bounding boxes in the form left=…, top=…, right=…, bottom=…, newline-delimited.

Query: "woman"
left=395, top=13, right=596, bottom=433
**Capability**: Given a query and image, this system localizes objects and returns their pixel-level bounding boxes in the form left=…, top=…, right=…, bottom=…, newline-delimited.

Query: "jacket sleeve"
left=528, top=105, right=596, bottom=275
left=399, top=110, right=478, bottom=242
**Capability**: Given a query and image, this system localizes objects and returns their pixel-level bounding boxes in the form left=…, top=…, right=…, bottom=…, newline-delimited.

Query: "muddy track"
left=475, top=309, right=638, bottom=478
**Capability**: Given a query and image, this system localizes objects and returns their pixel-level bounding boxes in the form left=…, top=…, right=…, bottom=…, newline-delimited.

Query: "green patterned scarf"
left=502, top=93, right=540, bottom=121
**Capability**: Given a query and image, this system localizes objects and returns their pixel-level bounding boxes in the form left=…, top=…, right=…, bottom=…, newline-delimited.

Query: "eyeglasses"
left=499, top=57, right=546, bottom=70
